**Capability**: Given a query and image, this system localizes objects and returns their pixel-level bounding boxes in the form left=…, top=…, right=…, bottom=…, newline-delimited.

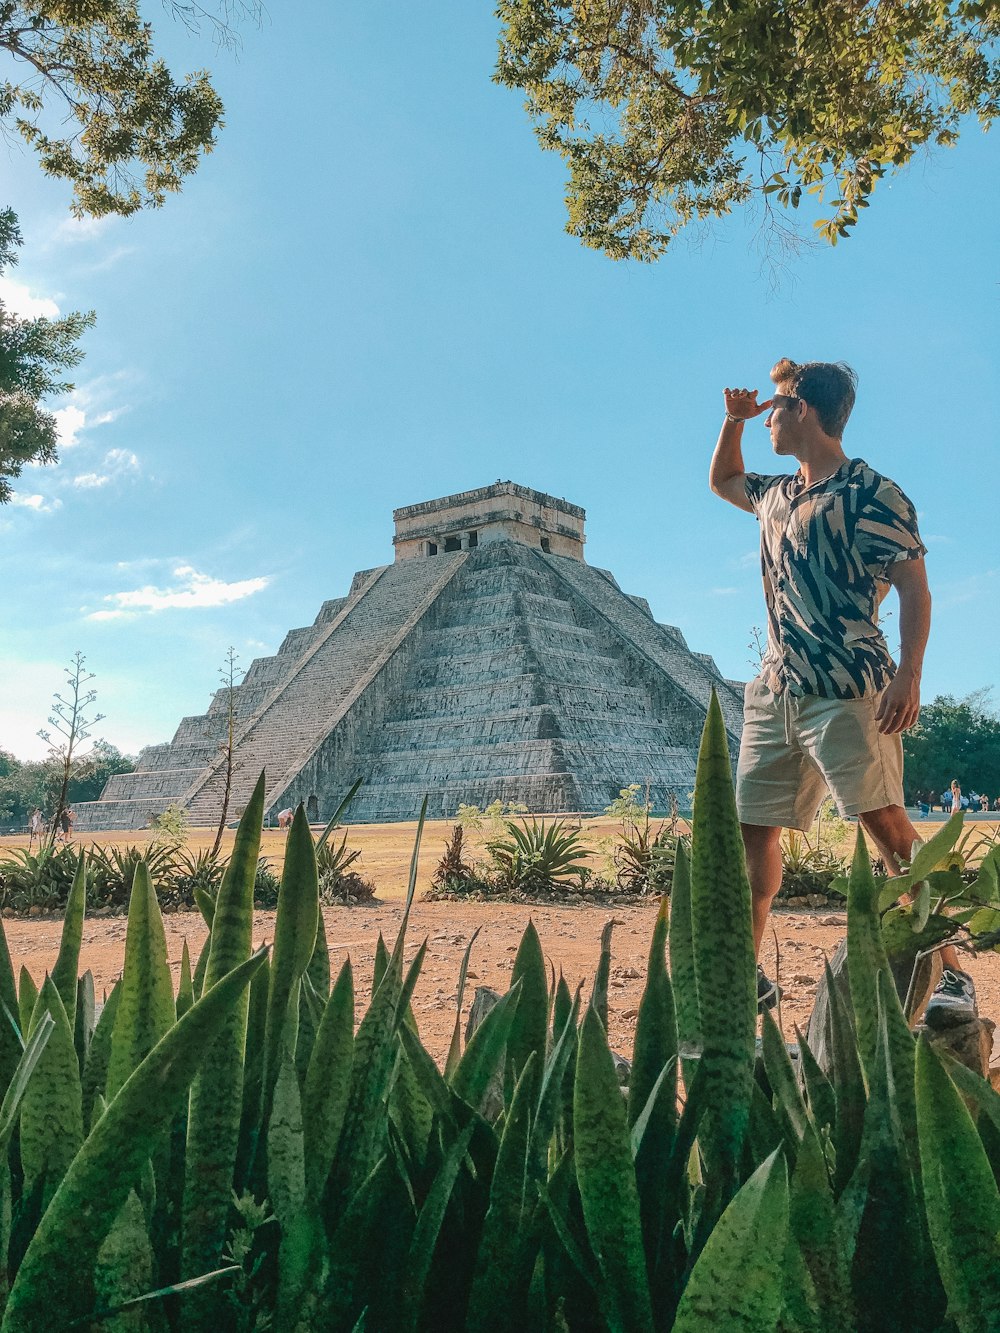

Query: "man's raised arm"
left=709, top=387, right=771, bottom=513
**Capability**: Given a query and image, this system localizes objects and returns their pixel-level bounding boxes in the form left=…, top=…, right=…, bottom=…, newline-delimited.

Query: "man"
left=710, top=357, right=975, bottom=1024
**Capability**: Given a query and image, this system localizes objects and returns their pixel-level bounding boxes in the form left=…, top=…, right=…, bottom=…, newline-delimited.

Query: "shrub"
left=0, top=842, right=80, bottom=910
left=87, top=840, right=182, bottom=910
left=148, top=800, right=189, bottom=847
left=251, top=855, right=281, bottom=908
left=486, top=815, right=591, bottom=893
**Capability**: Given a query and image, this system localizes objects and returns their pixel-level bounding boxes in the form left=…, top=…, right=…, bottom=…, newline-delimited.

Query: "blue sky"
left=2, top=3, right=998, bottom=761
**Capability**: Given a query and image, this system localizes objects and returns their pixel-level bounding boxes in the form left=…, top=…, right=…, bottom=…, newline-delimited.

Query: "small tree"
left=37, top=652, right=105, bottom=846
left=210, top=647, right=244, bottom=859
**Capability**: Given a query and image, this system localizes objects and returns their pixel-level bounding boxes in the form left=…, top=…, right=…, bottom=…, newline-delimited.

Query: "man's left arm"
left=875, top=556, right=931, bottom=734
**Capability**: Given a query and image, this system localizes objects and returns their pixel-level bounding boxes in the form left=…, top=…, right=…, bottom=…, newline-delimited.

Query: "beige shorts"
left=736, top=677, right=904, bottom=831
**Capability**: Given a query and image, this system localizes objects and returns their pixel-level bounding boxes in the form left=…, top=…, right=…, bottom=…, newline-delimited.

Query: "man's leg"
left=741, top=822, right=784, bottom=956
left=859, top=803, right=961, bottom=971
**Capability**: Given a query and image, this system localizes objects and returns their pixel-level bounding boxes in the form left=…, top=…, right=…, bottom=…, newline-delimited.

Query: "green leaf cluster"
left=495, top=0, right=1000, bottom=259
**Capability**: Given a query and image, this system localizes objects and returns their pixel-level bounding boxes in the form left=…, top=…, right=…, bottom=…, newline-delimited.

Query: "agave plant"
left=487, top=816, right=592, bottom=893
left=86, top=840, right=182, bottom=909
left=0, top=843, right=82, bottom=910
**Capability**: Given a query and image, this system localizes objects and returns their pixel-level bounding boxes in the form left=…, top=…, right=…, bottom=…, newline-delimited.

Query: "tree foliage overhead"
left=0, top=208, right=94, bottom=502
left=903, top=689, right=1000, bottom=802
left=0, top=0, right=225, bottom=218
left=0, top=2, right=244, bottom=501
left=495, top=0, right=1000, bottom=260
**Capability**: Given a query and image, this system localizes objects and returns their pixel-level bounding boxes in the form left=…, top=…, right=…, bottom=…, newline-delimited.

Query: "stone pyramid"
left=77, top=482, right=744, bottom=828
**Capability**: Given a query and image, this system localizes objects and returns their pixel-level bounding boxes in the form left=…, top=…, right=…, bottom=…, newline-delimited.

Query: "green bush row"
left=0, top=694, right=999, bottom=1329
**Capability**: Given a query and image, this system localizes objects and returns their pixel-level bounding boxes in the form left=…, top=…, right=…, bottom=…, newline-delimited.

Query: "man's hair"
left=770, top=358, right=857, bottom=438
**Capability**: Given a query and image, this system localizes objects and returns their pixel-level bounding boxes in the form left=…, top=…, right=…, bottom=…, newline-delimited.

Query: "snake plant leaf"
left=941, top=1056, right=1000, bottom=1188
left=176, top=940, right=194, bottom=1021
left=3, top=946, right=266, bottom=1333
left=306, top=909, right=331, bottom=999
left=761, top=1006, right=808, bottom=1148
left=262, top=803, right=318, bottom=1121
left=916, top=1035, right=1000, bottom=1333
left=182, top=771, right=264, bottom=1287
left=303, top=957, right=355, bottom=1203
left=465, top=1055, right=540, bottom=1330
left=628, top=895, right=677, bottom=1130
left=590, top=917, right=615, bottom=1032
left=445, top=924, right=482, bottom=1079
left=74, top=971, right=95, bottom=1074
left=193, top=885, right=216, bottom=930
left=17, top=967, right=37, bottom=1041
left=269, top=1033, right=316, bottom=1331
left=391, top=1027, right=435, bottom=1169
left=0, top=1011, right=53, bottom=1152
left=51, top=848, right=86, bottom=1030
left=842, top=987, right=941, bottom=1332
left=0, top=917, right=20, bottom=1101
left=673, top=1149, right=789, bottom=1332
left=19, top=976, right=83, bottom=1208
left=507, top=920, right=548, bottom=1087
left=822, top=959, right=866, bottom=1195
left=574, top=1003, right=654, bottom=1333
left=668, top=839, right=700, bottom=1077
left=846, top=827, right=894, bottom=1084
left=106, top=862, right=175, bottom=1102
left=790, top=1119, right=854, bottom=1331
left=331, top=938, right=418, bottom=1200
left=191, top=929, right=211, bottom=1001
left=449, top=980, right=522, bottom=1114
left=689, top=691, right=756, bottom=1186
left=794, top=1025, right=837, bottom=1139
left=528, top=988, right=580, bottom=1180
left=81, top=979, right=121, bottom=1130
left=92, top=1188, right=155, bottom=1333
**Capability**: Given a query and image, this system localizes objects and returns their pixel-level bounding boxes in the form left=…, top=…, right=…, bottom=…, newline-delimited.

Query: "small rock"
left=620, top=1008, right=639, bottom=1021
left=806, top=894, right=828, bottom=909
left=609, top=979, right=626, bottom=989
left=819, top=914, right=847, bottom=926
left=28, top=905, right=42, bottom=917
left=786, top=896, right=809, bottom=908
left=790, top=973, right=817, bottom=987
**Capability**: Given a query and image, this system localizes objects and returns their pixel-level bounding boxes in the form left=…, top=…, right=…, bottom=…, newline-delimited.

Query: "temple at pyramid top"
left=76, top=482, right=743, bottom=830
left=393, top=481, right=586, bottom=561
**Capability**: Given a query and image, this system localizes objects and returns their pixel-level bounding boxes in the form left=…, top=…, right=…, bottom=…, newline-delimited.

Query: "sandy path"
left=6, top=900, right=998, bottom=1064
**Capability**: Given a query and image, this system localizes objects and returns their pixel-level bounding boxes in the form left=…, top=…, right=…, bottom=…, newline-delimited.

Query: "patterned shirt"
left=744, top=458, right=927, bottom=699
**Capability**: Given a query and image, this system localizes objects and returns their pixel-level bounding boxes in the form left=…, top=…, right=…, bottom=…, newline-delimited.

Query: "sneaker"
left=924, top=968, right=978, bottom=1029
left=757, top=964, right=781, bottom=1012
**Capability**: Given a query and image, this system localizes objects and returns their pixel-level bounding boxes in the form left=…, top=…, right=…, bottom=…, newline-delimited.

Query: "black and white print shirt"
left=744, top=458, right=927, bottom=699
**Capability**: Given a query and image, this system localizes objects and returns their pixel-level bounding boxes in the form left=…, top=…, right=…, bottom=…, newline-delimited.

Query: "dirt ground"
left=4, top=816, right=999, bottom=1065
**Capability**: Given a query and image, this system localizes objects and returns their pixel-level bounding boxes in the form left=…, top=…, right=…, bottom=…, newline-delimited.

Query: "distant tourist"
left=277, top=808, right=294, bottom=829
left=59, top=806, right=74, bottom=842
left=28, top=808, right=43, bottom=843
left=710, top=357, right=977, bottom=1024
left=950, top=780, right=962, bottom=817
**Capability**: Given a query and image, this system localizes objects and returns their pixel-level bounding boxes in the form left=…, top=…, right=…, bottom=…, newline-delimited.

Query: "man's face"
left=764, top=386, right=804, bottom=455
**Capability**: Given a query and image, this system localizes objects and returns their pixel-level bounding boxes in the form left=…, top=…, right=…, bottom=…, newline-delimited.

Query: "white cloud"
left=0, top=276, right=59, bottom=320
left=53, top=215, right=112, bottom=245
left=72, top=447, right=140, bottom=489
left=87, top=565, right=271, bottom=620
left=54, top=404, right=87, bottom=447
left=10, top=492, right=62, bottom=514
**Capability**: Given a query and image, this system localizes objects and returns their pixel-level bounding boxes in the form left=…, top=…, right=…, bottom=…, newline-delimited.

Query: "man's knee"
left=741, top=822, right=783, bottom=854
